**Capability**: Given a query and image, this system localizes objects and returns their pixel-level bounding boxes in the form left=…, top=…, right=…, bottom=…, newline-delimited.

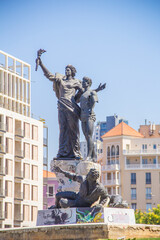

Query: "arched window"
left=107, top=146, right=110, bottom=157
left=116, top=145, right=119, bottom=156
left=111, top=145, right=115, bottom=156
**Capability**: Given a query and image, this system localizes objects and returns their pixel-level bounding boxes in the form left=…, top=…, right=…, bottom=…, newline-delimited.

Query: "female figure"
left=36, top=51, right=83, bottom=159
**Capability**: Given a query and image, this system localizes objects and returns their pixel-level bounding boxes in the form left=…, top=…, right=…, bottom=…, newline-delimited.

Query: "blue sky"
left=1, top=0, right=160, bottom=162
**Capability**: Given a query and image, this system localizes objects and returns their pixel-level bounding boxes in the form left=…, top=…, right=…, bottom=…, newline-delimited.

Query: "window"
left=6, top=117, right=13, bottom=133
left=131, top=188, right=136, bottom=200
left=24, top=143, right=30, bottom=159
left=6, top=159, right=13, bottom=176
left=146, top=173, right=151, bottom=184
left=153, top=144, right=157, bottom=149
left=116, top=145, right=119, bottom=155
left=131, top=203, right=137, bottom=211
left=142, top=159, right=147, bottom=164
left=146, top=203, right=152, bottom=212
left=24, top=122, right=30, bottom=138
left=23, top=205, right=30, bottom=221
left=48, top=186, right=54, bottom=197
left=32, top=125, right=38, bottom=141
left=153, top=158, right=156, bottom=164
left=146, top=188, right=152, bottom=199
left=24, top=163, right=30, bottom=179
left=107, top=147, right=110, bottom=157
left=6, top=138, right=13, bottom=154
left=142, top=144, right=147, bottom=152
left=32, top=145, right=38, bottom=161
left=131, top=173, right=136, bottom=184
left=32, top=165, right=38, bottom=181
left=23, top=184, right=30, bottom=200
left=32, top=185, right=38, bottom=201
left=111, top=145, right=115, bottom=156
left=126, top=159, right=130, bottom=165
left=31, top=206, right=37, bottom=222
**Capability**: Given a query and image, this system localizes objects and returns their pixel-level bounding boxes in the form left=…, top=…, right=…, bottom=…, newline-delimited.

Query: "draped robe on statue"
left=53, top=73, right=82, bottom=159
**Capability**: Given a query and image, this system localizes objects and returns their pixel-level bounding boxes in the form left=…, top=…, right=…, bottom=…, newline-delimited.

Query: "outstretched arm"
left=53, top=166, right=83, bottom=183
left=35, top=49, right=55, bottom=81
left=94, top=83, right=106, bottom=93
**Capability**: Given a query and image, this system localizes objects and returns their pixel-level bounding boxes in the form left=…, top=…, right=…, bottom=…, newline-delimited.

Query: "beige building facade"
left=0, top=50, right=43, bottom=228
left=101, top=122, right=160, bottom=212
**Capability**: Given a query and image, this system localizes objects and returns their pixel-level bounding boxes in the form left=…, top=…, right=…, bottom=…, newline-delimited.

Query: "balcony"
left=0, top=167, right=5, bottom=176
left=0, top=144, right=6, bottom=154
left=14, top=213, right=23, bottom=222
left=15, top=129, right=24, bottom=138
left=0, top=123, right=6, bottom=132
left=0, top=211, right=5, bottom=220
left=43, top=157, right=48, bottom=165
left=123, top=149, right=160, bottom=156
left=0, top=189, right=5, bottom=198
left=103, top=179, right=120, bottom=186
left=14, top=192, right=23, bottom=201
left=15, top=171, right=23, bottom=179
left=15, top=150, right=24, bottom=159
left=125, top=163, right=158, bottom=170
left=102, top=164, right=120, bottom=171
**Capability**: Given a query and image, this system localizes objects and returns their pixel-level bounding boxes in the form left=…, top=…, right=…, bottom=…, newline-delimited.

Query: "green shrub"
left=135, top=204, right=160, bottom=225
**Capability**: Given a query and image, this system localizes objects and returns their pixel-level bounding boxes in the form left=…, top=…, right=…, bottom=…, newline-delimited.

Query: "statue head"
left=86, top=168, right=99, bottom=182
left=82, top=76, right=92, bottom=88
left=65, top=65, right=77, bottom=77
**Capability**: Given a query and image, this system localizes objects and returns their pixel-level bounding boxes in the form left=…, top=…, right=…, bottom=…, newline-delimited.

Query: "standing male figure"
left=78, top=77, right=105, bottom=162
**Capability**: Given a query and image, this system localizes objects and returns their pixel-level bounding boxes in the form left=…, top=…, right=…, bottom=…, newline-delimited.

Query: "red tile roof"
left=43, top=170, right=56, bottom=178
left=102, top=122, right=144, bottom=138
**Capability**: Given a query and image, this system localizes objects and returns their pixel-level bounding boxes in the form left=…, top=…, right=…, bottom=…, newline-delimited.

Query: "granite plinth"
left=50, top=159, right=101, bottom=192
left=36, top=207, right=135, bottom=226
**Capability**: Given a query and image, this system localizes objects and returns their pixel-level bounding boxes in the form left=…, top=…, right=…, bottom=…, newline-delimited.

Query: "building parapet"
left=125, top=163, right=159, bottom=170
left=103, top=179, right=120, bottom=186
left=123, top=149, right=160, bottom=155
left=102, top=164, right=120, bottom=171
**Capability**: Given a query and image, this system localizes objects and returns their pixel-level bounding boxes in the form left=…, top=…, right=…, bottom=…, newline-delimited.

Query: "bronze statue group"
left=36, top=49, right=128, bottom=210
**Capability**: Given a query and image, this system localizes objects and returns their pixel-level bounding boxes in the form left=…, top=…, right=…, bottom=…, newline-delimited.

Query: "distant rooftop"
left=102, top=122, right=144, bottom=138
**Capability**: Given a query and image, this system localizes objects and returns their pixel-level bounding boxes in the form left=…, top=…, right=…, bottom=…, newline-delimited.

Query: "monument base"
left=50, top=159, right=101, bottom=192
left=36, top=207, right=135, bottom=226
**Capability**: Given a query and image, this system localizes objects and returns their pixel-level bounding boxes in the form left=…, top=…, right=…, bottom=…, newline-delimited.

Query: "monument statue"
left=53, top=166, right=109, bottom=208
left=36, top=49, right=83, bottom=159
left=76, top=77, right=106, bottom=162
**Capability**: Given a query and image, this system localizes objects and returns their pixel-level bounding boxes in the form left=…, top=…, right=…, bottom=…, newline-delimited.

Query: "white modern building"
left=0, top=50, right=43, bottom=228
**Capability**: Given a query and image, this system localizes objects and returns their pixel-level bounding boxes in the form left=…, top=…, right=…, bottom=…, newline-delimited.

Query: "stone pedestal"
left=50, top=159, right=101, bottom=192
left=37, top=207, right=135, bottom=226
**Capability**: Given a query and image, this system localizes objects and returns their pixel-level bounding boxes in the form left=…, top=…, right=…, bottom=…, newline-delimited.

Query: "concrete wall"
left=0, top=223, right=160, bottom=239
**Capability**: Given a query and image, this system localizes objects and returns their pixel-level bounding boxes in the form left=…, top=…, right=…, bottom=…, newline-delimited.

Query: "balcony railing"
left=0, top=144, right=6, bottom=154
left=125, top=163, right=158, bottom=169
left=0, top=123, right=6, bottom=132
left=102, top=164, right=120, bottom=171
left=15, top=129, right=24, bottom=138
left=0, top=211, right=5, bottom=220
left=15, top=171, right=23, bottom=179
left=146, top=194, right=152, bottom=200
left=131, top=194, right=137, bottom=200
left=0, top=189, right=5, bottom=198
left=0, top=167, right=5, bottom=176
left=103, top=179, right=120, bottom=185
left=14, top=192, right=23, bottom=201
left=43, top=157, right=48, bottom=165
left=15, top=150, right=24, bottom=158
left=14, top=213, right=23, bottom=222
left=123, top=149, right=160, bottom=155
